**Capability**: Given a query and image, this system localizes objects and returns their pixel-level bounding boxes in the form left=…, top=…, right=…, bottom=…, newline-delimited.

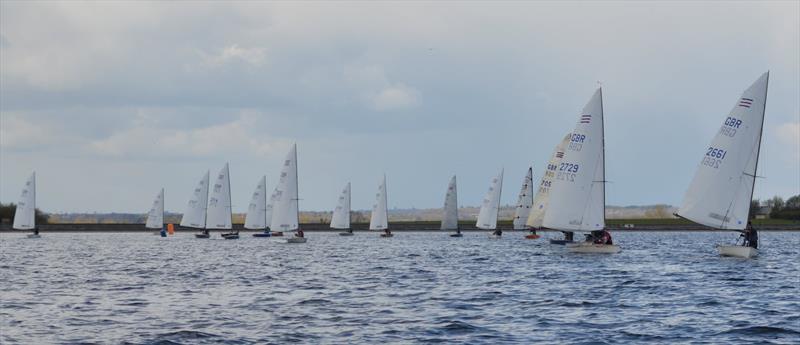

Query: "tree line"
left=0, top=203, right=50, bottom=225
left=750, top=195, right=800, bottom=220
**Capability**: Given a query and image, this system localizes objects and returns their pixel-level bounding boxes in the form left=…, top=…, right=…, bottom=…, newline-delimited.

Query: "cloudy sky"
left=1, top=1, right=798, bottom=213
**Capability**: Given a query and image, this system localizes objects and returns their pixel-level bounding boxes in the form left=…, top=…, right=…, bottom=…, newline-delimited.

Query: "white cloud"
left=88, top=113, right=285, bottom=158
left=776, top=122, right=800, bottom=163
left=201, top=44, right=267, bottom=67
left=371, top=84, right=421, bottom=111
left=0, top=114, right=55, bottom=150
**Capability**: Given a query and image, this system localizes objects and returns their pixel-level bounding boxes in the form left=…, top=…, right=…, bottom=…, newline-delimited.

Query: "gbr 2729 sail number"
left=702, top=147, right=727, bottom=169
left=556, top=163, right=579, bottom=182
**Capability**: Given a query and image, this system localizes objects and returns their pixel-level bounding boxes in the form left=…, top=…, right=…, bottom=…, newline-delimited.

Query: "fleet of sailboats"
left=11, top=76, right=778, bottom=261
left=677, top=72, right=770, bottom=258
left=477, top=169, right=504, bottom=237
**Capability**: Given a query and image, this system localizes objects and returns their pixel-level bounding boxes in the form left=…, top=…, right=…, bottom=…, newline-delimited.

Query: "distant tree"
left=772, top=195, right=800, bottom=220
left=0, top=203, right=49, bottom=225
left=766, top=196, right=785, bottom=215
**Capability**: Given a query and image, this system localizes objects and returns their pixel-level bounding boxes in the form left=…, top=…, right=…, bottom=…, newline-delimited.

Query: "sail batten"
left=370, top=175, right=389, bottom=230
left=180, top=171, right=210, bottom=229
left=145, top=188, right=164, bottom=229
left=542, top=89, right=606, bottom=231
left=441, top=176, right=459, bottom=230
left=271, top=144, right=300, bottom=232
left=244, top=176, right=268, bottom=229
left=513, top=167, right=534, bottom=230
left=13, top=172, right=36, bottom=230
left=331, top=182, right=351, bottom=229
left=476, top=169, right=504, bottom=230
left=678, top=72, right=769, bottom=230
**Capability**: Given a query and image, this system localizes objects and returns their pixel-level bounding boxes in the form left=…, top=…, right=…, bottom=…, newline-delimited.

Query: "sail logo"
left=738, top=98, right=753, bottom=108
left=580, top=114, right=592, bottom=124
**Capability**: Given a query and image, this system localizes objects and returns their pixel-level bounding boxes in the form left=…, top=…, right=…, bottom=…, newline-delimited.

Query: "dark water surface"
left=1, top=231, right=798, bottom=344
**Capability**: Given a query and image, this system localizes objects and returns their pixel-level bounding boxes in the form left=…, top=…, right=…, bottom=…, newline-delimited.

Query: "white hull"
left=26, top=234, right=41, bottom=239
left=286, top=237, right=307, bottom=243
left=717, top=245, right=757, bottom=258
left=566, top=242, right=620, bottom=254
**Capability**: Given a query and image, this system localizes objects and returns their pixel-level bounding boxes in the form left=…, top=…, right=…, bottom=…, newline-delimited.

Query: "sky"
left=1, top=1, right=798, bottom=214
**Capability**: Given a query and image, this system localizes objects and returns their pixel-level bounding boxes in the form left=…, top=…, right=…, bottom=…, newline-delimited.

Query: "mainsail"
left=543, top=89, right=605, bottom=231
left=265, top=187, right=278, bottom=229
left=330, top=182, right=351, bottom=229
left=145, top=188, right=164, bottom=229
left=677, top=72, right=769, bottom=230
left=441, top=175, right=459, bottom=230
left=370, top=175, right=389, bottom=230
left=13, top=172, right=36, bottom=230
left=271, top=144, right=300, bottom=232
left=244, top=176, right=268, bottom=229
left=527, top=134, right=571, bottom=228
left=476, top=169, right=504, bottom=230
left=180, top=171, right=210, bottom=229
left=206, top=163, right=233, bottom=229
left=512, top=167, right=534, bottom=230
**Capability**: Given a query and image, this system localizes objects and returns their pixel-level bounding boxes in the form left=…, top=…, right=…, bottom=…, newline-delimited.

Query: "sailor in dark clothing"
left=742, top=221, right=758, bottom=249
left=492, top=229, right=502, bottom=236
left=564, top=231, right=574, bottom=242
left=296, top=229, right=305, bottom=238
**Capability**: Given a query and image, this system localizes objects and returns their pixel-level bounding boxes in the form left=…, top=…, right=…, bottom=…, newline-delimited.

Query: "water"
left=1, top=231, right=798, bottom=344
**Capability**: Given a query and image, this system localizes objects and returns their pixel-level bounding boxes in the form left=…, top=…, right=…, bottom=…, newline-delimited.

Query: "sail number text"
left=719, top=117, right=742, bottom=137
left=702, top=147, right=727, bottom=168
left=569, top=133, right=585, bottom=151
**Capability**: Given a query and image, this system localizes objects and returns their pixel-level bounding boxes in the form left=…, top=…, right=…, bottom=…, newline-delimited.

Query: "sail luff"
left=369, top=175, right=389, bottom=230
left=331, top=182, right=351, bottom=229
left=206, top=163, right=232, bottom=229
left=270, top=144, right=300, bottom=232
left=476, top=169, right=504, bottom=230
left=441, top=175, right=459, bottom=230
left=146, top=188, right=165, bottom=229
left=244, top=176, right=268, bottom=229
left=513, top=167, right=534, bottom=229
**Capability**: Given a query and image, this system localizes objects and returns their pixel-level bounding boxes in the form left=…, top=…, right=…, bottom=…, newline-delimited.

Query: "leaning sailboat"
left=371, top=175, right=391, bottom=237
left=14, top=172, right=38, bottom=238
left=246, top=176, right=271, bottom=237
left=441, top=175, right=461, bottom=237
left=477, top=169, right=504, bottom=237
left=527, top=134, right=573, bottom=244
left=513, top=167, right=536, bottom=238
left=272, top=144, right=305, bottom=243
left=543, top=88, right=619, bottom=254
left=207, top=163, right=236, bottom=239
left=676, top=72, right=769, bottom=259
left=146, top=188, right=165, bottom=237
left=332, top=182, right=353, bottom=236
left=181, top=171, right=210, bottom=238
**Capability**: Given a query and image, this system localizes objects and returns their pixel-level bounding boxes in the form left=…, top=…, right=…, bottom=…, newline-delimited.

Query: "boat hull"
left=252, top=232, right=272, bottom=238
left=488, top=234, right=502, bottom=239
left=525, top=234, right=541, bottom=239
left=26, top=234, right=41, bottom=239
left=549, top=239, right=574, bottom=245
left=195, top=233, right=210, bottom=239
left=287, top=237, right=307, bottom=243
left=221, top=233, right=239, bottom=240
left=717, top=245, right=757, bottom=258
left=271, top=232, right=284, bottom=237
left=450, top=233, right=463, bottom=237
left=380, top=234, right=394, bottom=238
left=566, top=242, right=620, bottom=254
left=338, top=232, right=354, bottom=236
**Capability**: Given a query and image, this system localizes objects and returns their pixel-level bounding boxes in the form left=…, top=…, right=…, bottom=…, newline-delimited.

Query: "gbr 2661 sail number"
left=702, top=147, right=727, bottom=169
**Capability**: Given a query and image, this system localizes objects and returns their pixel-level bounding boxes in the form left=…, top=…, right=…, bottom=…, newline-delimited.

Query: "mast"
left=600, top=87, right=606, bottom=225
left=227, top=164, right=233, bottom=229
left=294, top=146, right=300, bottom=230
left=347, top=182, right=351, bottom=230
left=203, top=170, right=209, bottom=231
left=746, top=72, right=769, bottom=221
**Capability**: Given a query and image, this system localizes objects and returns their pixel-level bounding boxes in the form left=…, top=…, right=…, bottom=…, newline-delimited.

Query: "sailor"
left=384, top=229, right=392, bottom=236
left=564, top=231, right=574, bottom=242
left=33, top=228, right=39, bottom=236
left=742, top=221, right=758, bottom=249
left=492, top=228, right=502, bottom=236
left=593, top=229, right=612, bottom=245
left=296, top=229, right=305, bottom=238
left=528, top=227, right=537, bottom=235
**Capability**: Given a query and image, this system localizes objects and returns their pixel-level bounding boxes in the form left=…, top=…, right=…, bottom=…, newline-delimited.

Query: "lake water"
left=1, top=231, right=798, bottom=344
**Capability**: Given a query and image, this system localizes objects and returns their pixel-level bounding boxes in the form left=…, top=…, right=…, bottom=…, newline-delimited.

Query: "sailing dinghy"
left=181, top=171, right=211, bottom=238
left=526, top=134, right=573, bottom=244
left=543, top=88, right=619, bottom=254
left=14, top=172, right=39, bottom=238
left=255, top=188, right=281, bottom=237
left=441, top=176, right=462, bottom=237
left=272, top=144, right=306, bottom=243
left=245, top=176, right=271, bottom=237
left=146, top=188, right=166, bottom=237
left=477, top=169, right=504, bottom=238
left=676, top=72, right=769, bottom=259
left=331, top=183, right=353, bottom=236
left=371, top=175, right=392, bottom=237
left=513, top=167, right=537, bottom=239
left=205, top=163, right=237, bottom=239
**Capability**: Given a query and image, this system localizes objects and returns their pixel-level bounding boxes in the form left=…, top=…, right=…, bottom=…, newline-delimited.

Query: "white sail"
left=180, top=171, right=210, bottom=229
left=543, top=89, right=605, bottom=231
left=13, top=172, right=36, bottom=230
left=330, top=182, right=351, bottom=229
left=244, top=176, right=268, bottom=229
left=369, top=175, right=389, bottom=230
left=476, top=169, right=504, bottom=230
left=145, top=188, right=164, bottom=229
left=206, top=163, right=233, bottom=229
left=441, top=175, right=459, bottom=230
left=527, top=134, right=571, bottom=228
left=271, top=144, right=300, bottom=232
left=264, top=187, right=278, bottom=229
left=513, top=167, right=534, bottom=229
left=678, top=72, right=769, bottom=230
